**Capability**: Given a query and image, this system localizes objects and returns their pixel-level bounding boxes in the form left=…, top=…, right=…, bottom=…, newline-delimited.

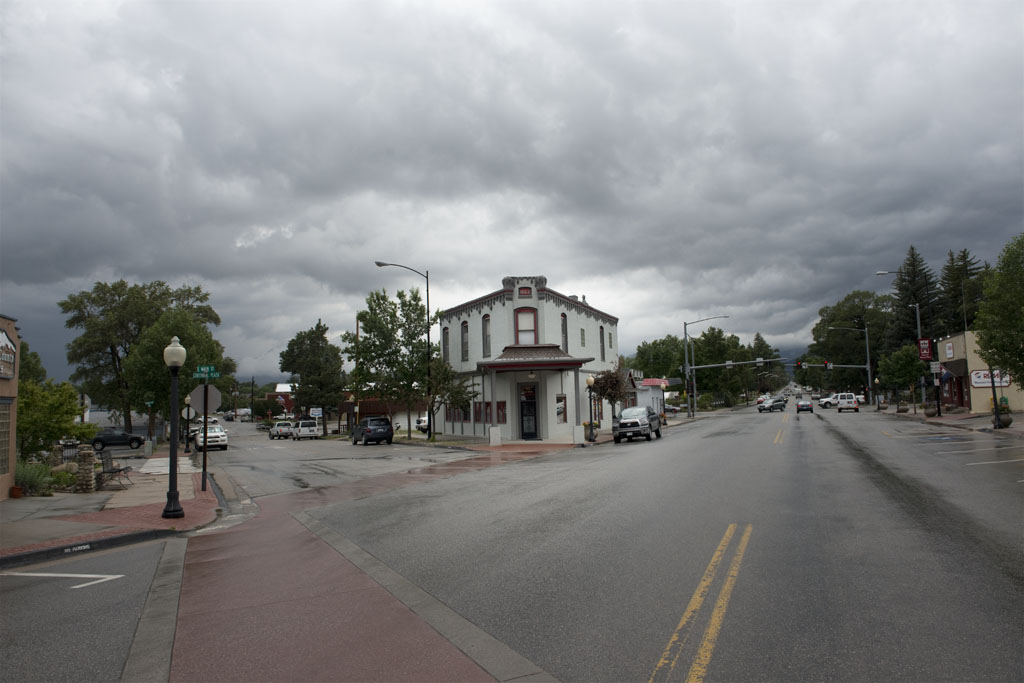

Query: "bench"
left=96, top=451, right=133, bottom=490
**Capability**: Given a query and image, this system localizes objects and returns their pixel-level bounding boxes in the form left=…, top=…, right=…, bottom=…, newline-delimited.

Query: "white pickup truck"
left=269, top=421, right=293, bottom=439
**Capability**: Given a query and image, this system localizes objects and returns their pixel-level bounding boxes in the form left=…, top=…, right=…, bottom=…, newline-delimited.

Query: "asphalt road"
left=208, top=422, right=482, bottom=499
left=0, top=541, right=171, bottom=683
left=306, top=408, right=1023, bottom=682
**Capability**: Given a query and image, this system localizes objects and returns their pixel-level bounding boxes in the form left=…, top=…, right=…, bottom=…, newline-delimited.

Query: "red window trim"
left=514, top=307, right=538, bottom=345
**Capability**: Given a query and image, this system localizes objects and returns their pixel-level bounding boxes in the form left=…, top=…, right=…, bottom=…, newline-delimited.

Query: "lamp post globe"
left=586, top=375, right=596, bottom=442
left=162, top=336, right=186, bottom=519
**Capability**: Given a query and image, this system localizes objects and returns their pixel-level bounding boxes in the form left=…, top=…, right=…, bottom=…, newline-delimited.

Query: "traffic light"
left=795, top=361, right=803, bottom=370
left=826, top=361, right=834, bottom=370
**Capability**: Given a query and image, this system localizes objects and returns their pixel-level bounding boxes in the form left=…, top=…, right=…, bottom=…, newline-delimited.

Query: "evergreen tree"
left=885, top=246, right=939, bottom=351
left=937, top=249, right=985, bottom=335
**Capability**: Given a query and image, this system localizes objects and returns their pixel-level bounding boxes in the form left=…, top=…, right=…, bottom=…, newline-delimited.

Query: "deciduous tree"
left=280, top=320, right=346, bottom=435
left=975, top=234, right=1024, bottom=390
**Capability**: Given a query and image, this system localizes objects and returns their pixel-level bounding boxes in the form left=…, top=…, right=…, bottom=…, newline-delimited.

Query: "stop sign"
left=189, top=384, right=222, bottom=416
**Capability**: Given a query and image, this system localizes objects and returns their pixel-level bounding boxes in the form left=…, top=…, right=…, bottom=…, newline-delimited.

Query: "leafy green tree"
left=877, top=345, right=927, bottom=402
left=974, top=233, right=1024, bottom=390
left=809, top=291, right=890, bottom=393
left=937, top=249, right=986, bottom=336
left=16, top=380, right=95, bottom=459
left=18, top=341, right=47, bottom=384
left=60, top=280, right=220, bottom=432
left=122, top=308, right=236, bottom=437
left=591, top=358, right=630, bottom=417
left=630, top=335, right=685, bottom=379
left=341, top=288, right=431, bottom=431
left=279, top=320, right=347, bottom=436
left=427, top=356, right=478, bottom=437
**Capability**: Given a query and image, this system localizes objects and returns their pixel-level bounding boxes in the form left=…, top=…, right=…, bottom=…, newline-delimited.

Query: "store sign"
left=918, top=338, right=933, bottom=361
left=945, top=342, right=954, bottom=359
left=0, top=330, right=16, bottom=379
left=970, top=369, right=1011, bottom=388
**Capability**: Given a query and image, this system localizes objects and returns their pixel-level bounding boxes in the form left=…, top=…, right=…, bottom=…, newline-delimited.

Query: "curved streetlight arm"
left=683, top=315, right=730, bottom=419
left=376, top=261, right=426, bottom=280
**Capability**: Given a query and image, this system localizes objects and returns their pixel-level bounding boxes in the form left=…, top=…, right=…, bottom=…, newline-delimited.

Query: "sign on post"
left=930, top=361, right=941, bottom=374
left=918, top=338, right=933, bottom=361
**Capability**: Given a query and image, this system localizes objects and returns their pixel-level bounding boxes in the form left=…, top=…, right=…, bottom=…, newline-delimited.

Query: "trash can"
left=145, top=438, right=154, bottom=457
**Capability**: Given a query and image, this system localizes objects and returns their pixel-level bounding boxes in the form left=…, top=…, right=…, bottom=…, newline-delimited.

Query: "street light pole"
left=877, top=269, right=926, bottom=406
left=184, top=395, right=192, bottom=454
left=586, top=375, right=596, bottom=442
left=683, top=315, right=729, bottom=418
left=162, top=337, right=186, bottom=519
left=376, top=261, right=432, bottom=439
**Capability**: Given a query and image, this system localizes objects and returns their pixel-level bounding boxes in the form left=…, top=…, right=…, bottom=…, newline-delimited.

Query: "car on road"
left=269, top=421, right=293, bottom=439
left=758, top=396, right=787, bottom=412
left=796, top=398, right=813, bottom=413
left=818, top=394, right=838, bottom=408
left=836, top=393, right=860, bottom=412
left=665, top=404, right=681, bottom=414
left=194, top=425, right=228, bottom=450
left=612, top=406, right=662, bottom=443
left=352, top=417, right=394, bottom=445
left=292, top=420, right=320, bottom=440
left=415, top=416, right=429, bottom=433
left=91, top=428, right=144, bottom=451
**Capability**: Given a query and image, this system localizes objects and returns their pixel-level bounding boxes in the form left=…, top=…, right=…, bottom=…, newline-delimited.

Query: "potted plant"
left=9, top=485, right=23, bottom=498
left=923, top=404, right=938, bottom=418
left=995, top=405, right=1013, bottom=428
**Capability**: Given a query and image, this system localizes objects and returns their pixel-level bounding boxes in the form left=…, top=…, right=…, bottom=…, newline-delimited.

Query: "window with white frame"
left=600, top=325, right=605, bottom=361
left=561, top=314, right=568, bottom=353
left=580, top=328, right=586, bottom=347
left=461, top=321, right=469, bottom=362
left=515, top=307, right=537, bottom=345
left=442, top=327, right=450, bottom=363
left=482, top=315, right=491, bottom=357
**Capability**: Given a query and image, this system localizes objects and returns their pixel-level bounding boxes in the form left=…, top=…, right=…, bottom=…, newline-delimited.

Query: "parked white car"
left=415, top=416, right=429, bottom=433
left=194, top=425, right=228, bottom=450
left=292, top=420, right=320, bottom=440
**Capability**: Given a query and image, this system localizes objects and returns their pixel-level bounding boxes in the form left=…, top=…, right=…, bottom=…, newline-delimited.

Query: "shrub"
left=15, top=459, right=53, bottom=495
left=50, top=470, right=76, bottom=490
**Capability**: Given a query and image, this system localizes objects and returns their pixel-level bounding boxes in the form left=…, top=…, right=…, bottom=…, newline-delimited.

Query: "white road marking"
left=964, top=457, right=1024, bottom=466
left=1, top=572, right=125, bottom=588
left=936, top=446, right=1024, bottom=455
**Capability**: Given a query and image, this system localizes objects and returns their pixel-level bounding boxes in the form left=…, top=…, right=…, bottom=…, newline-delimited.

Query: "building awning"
left=478, top=344, right=594, bottom=373
left=942, top=359, right=968, bottom=377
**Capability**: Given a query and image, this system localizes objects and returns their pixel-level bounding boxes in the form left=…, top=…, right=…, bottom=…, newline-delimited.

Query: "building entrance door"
left=520, top=384, right=538, bottom=439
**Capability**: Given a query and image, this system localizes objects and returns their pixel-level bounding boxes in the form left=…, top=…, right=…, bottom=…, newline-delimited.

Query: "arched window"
left=600, top=325, right=606, bottom=361
left=482, top=315, right=491, bottom=357
left=515, top=307, right=537, bottom=345
left=442, top=327, right=450, bottom=363
left=560, top=314, right=568, bottom=353
left=461, top=321, right=469, bottom=362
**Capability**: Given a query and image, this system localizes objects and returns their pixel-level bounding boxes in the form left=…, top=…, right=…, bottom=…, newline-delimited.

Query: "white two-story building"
left=437, top=276, right=619, bottom=444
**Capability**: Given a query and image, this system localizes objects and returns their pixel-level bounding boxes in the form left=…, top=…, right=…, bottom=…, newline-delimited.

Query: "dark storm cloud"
left=1, top=0, right=1020, bottom=380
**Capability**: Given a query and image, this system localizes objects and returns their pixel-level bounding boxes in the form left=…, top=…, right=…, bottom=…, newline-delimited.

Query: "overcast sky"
left=2, top=0, right=1021, bottom=383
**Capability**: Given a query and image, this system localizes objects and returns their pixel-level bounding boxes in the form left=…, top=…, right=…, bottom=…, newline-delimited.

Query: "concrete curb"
left=0, top=528, right=181, bottom=570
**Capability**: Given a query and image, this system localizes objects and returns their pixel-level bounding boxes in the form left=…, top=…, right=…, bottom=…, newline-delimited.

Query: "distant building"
left=0, top=314, right=19, bottom=500
left=937, top=331, right=1022, bottom=414
left=437, top=276, right=618, bottom=443
left=265, top=383, right=296, bottom=416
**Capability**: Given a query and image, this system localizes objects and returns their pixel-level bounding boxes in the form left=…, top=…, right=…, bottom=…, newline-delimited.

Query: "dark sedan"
left=796, top=398, right=814, bottom=413
left=91, top=428, right=144, bottom=451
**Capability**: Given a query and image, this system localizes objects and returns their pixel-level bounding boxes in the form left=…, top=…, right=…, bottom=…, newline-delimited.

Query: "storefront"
left=0, top=314, right=20, bottom=500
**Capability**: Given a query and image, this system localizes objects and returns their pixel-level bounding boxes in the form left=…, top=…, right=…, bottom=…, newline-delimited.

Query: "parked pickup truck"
left=269, top=421, right=293, bottom=440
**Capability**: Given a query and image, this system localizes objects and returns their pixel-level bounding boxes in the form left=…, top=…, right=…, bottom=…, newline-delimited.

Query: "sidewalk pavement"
left=874, top=405, right=1024, bottom=438
left=0, top=448, right=220, bottom=569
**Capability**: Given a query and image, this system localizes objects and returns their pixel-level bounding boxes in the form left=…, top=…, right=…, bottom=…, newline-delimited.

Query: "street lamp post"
left=586, top=375, right=596, bottom=442
left=376, top=261, right=432, bottom=439
left=184, top=395, right=192, bottom=454
left=877, top=270, right=927, bottom=406
left=683, top=315, right=729, bottom=418
left=162, top=336, right=186, bottom=519
left=828, top=325, right=873, bottom=405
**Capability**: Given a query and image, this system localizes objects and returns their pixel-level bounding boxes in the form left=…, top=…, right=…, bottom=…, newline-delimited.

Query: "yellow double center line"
left=774, top=413, right=788, bottom=444
left=649, top=523, right=754, bottom=683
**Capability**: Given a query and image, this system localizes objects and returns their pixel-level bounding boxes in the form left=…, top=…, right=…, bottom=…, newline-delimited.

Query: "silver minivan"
left=292, top=420, right=320, bottom=440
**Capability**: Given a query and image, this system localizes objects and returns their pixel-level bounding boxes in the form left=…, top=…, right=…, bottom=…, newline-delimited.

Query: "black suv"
left=352, top=417, right=394, bottom=445
left=612, top=406, right=663, bottom=443
left=92, top=428, right=144, bottom=451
